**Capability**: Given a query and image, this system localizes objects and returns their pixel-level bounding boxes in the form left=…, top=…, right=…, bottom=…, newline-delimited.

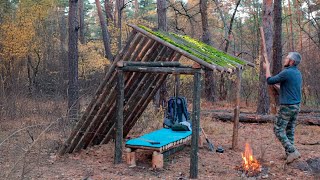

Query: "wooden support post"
left=152, top=151, right=164, bottom=169
left=126, top=148, right=136, bottom=167
left=190, top=71, right=201, bottom=179
left=232, top=68, right=242, bottom=150
left=114, top=69, right=124, bottom=164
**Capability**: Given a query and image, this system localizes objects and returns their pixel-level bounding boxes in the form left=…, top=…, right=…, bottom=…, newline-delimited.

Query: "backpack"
left=163, top=96, right=191, bottom=131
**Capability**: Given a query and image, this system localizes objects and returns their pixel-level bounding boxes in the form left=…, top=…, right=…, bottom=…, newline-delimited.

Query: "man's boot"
left=286, top=150, right=301, bottom=163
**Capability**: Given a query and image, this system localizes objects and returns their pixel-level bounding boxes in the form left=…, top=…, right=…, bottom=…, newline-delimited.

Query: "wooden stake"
left=152, top=151, right=163, bottom=169
left=232, top=68, right=242, bottom=150
left=126, top=148, right=136, bottom=167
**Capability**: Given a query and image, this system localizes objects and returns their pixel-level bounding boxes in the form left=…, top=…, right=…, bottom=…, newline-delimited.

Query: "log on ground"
left=201, top=111, right=320, bottom=126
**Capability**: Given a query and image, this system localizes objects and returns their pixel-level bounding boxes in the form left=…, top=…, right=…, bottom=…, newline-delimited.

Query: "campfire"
left=240, top=143, right=261, bottom=176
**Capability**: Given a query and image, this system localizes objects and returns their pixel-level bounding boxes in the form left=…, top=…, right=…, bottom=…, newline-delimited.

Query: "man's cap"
left=288, top=52, right=302, bottom=65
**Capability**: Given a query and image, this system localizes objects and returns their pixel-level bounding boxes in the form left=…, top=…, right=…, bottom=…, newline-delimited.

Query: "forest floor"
left=1, top=100, right=320, bottom=180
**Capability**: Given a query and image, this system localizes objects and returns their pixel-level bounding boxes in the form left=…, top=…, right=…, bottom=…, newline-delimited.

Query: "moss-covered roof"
left=138, top=25, right=254, bottom=72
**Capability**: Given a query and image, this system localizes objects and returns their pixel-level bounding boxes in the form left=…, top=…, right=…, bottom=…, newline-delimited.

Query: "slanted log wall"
left=59, top=30, right=182, bottom=154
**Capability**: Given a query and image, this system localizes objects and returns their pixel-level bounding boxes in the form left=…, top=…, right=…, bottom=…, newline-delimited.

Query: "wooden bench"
left=125, top=128, right=194, bottom=169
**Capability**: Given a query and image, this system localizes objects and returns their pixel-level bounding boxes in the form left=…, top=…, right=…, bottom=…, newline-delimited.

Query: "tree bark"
left=288, top=0, right=294, bottom=51
left=257, top=0, right=273, bottom=115
left=134, top=0, right=139, bottom=17
left=224, top=0, right=241, bottom=53
left=200, top=0, right=215, bottom=102
left=59, top=8, right=68, bottom=81
left=116, top=0, right=124, bottom=51
left=105, top=0, right=114, bottom=23
left=157, top=0, right=167, bottom=31
left=272, top=0, right=282, bottom=105
left=68, top=0, right=80, bottom=121
left=95, top=0, right=113, bottom=61
left=79, top=0, right=85, bottom=44
left=154, top=0, right=168, bottom=110
left=272, top=0, right=282, bottom=75
left=213, top=0, right=228, bottom=45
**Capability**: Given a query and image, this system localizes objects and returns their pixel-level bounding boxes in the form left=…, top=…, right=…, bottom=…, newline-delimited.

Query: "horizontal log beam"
left=117, top=61, right=181, bottom=67
left=119, top=66, right=203, bottom=74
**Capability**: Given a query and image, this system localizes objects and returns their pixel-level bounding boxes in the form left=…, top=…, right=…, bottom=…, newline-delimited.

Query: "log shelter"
left=58, top=24, right=254, bottom=178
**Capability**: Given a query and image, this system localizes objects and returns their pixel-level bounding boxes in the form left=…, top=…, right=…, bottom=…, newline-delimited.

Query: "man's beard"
left=284, top=64, right=289, bottom=67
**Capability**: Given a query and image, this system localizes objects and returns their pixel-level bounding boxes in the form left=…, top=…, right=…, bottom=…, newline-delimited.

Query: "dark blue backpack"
left=163, top=96, right=191, bottom=131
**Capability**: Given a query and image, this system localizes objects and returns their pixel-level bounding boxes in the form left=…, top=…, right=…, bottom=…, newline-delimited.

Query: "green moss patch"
left=138, top=25, right=247, bottom=70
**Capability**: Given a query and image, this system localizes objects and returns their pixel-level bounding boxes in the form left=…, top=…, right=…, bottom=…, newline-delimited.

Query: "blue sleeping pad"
left=126, top=128, right=192, bottom=148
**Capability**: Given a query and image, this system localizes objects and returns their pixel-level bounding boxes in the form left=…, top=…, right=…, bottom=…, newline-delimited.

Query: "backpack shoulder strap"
left=179, top=97, right=190, bottom=121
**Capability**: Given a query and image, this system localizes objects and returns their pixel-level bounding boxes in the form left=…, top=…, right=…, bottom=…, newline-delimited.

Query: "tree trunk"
left=154, top=0, right=168, bottom=110
left=272, top=0, right=282, bottom=105
left=219, top=73, right=227, bottom=101
left=59, top=8, right=68, bottom=81
left=257, top=0, right=273, bottom=115
left=134, top=0, right=139, bottom=17
left=157, top=0, right=167, bottom=31
left=213, top=0, right=228, bottom=45
left=200, top=0, right=215, bottom=102
left=215, top=0, right=241, bottom=101
left=95, top=0, right=113, bottom=61
left=79, top=0, right=85, bottom=44
left=116, top=0, right=124, bottom=51
left=224, top=0, right=241, bottom=53
left=68, top=0, right=80, bottom=121
left=105, top=0, right=114, bottom=23
left=288, top=0, right=294, bottom=51
left=294, top=0, right=303, bottom=50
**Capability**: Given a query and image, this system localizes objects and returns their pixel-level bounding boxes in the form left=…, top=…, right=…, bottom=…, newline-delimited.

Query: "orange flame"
left=241, top=143, right=261, bottom=173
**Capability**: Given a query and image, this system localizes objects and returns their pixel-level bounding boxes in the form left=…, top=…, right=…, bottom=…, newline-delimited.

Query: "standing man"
left=264, top=52, right=302, bottom=163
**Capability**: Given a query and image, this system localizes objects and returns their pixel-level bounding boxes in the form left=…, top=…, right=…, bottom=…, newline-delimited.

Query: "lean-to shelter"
left=58, top=24, right=254, bottom=155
